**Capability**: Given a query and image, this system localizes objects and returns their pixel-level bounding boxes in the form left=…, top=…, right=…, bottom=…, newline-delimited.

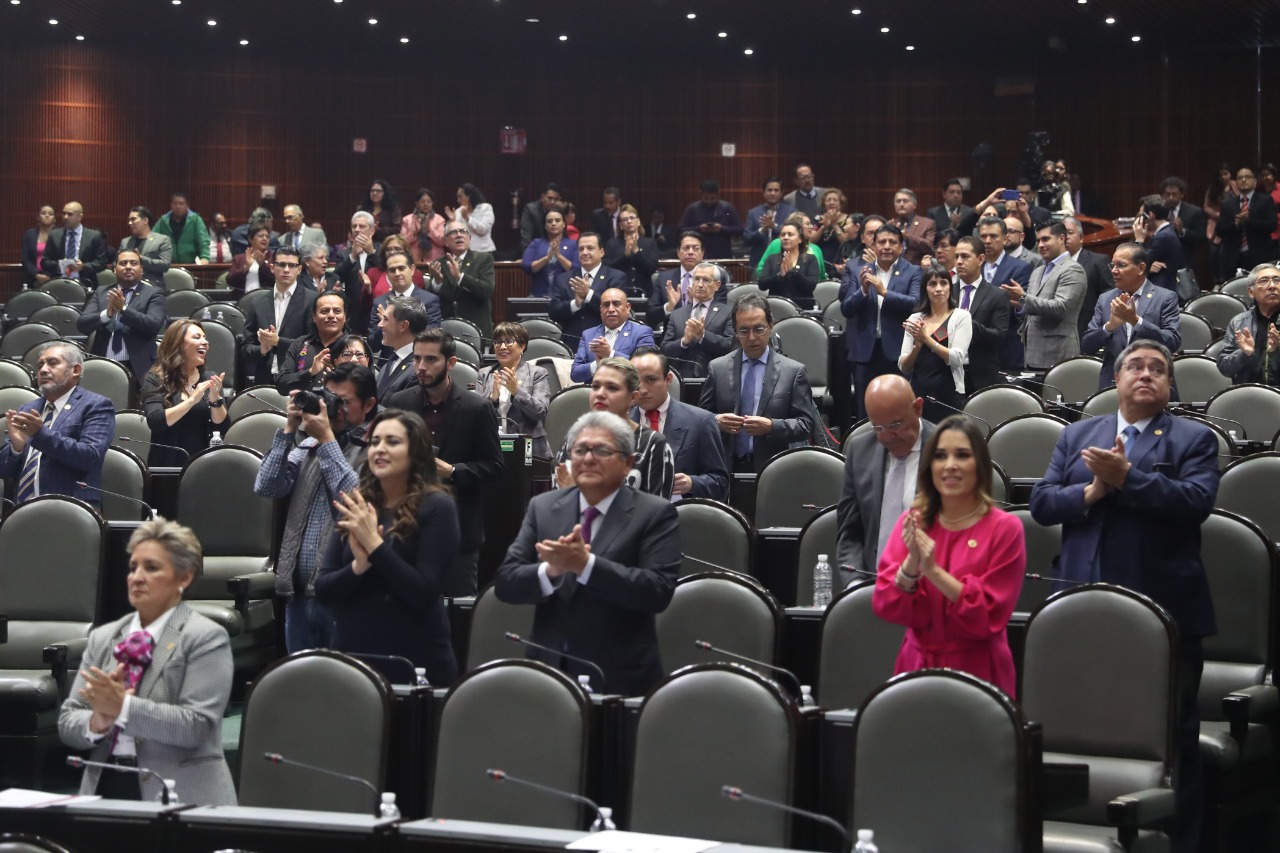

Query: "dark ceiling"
left=3, top=1, right=1279, bottom=64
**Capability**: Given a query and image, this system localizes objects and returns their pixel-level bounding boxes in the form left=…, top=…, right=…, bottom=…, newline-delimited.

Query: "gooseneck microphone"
left=1024, top=572, right=1088, bottom=586
left=681, top=554, right=751, bottom=574
left=504, top=632, right=607, bottom=693
left=66, top=756, right=171, bottom=804
left=924, top=396, right=991, bottom=432
left=486, top=769, right=613, bottom=830
left=721, top=785, right=851, bottom=853
left=244, top=391, right=288, bottom=414
left=1171, top=407, right=1246, bottom=438
left=262, top=752, right=380, bottom=816
left=694, top=640, right=802, bottom=701
left=76, top=482, right=158, bottom=520
left=118, top=436, right=191, bottom=461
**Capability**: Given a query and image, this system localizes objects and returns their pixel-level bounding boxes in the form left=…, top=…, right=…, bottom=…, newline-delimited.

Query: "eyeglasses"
left=1254, top=275, right=1280, bottom=286
left=1108, top=261, right=1133, bottom=270
left=569, top=444, right=625, bottom=460
left=735, top=325, right=771, bottom=338
left=339, top=350, right=368, bottom=360
left=1120, top=360, right=1168, bottom=377
left=869, top=419, right=907, bottom=434
left=493, top=339, right=520, bottom=349
left=445, top=230, right=468, bottom=237
left=275, top=261, right=301, bottom=269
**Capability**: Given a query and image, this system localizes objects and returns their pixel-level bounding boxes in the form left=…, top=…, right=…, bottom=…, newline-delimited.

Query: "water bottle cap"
left=598, top=807, right=612, bottom=818
left=382, top=792, right=396, bottom=803
left=857, top=829, right=873, bottom=841
left=817, top=554, right=828, bottom=562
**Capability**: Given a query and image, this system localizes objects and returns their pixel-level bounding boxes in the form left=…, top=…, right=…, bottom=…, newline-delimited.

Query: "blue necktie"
left=736, top=359, right=759, bottom=457
left=1121, top=424, right=1140, bottom=454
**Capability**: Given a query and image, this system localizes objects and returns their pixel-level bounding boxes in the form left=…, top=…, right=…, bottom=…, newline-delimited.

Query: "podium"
left=477, top=435, right=549, bottom=590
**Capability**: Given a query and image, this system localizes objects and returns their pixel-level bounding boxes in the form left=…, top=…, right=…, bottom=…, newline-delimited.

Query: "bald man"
left=835, top=375, right=934, bottom=588
left=42, top=201, right=110, bottom=287
left=569, top=287, right=655, bottom=383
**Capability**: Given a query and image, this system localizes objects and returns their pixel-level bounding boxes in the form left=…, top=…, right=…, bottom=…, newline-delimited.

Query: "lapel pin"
left=1154, top=429, right=1163, bottom=436
left=63, top=404, right=72, bottom=410
left=167, top=642, right=175, bottom=650
left=967, top=539, right=978, bottom=548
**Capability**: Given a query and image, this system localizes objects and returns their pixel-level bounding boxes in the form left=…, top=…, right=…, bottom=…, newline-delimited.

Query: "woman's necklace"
left=939, top=504, right=983, bottom=525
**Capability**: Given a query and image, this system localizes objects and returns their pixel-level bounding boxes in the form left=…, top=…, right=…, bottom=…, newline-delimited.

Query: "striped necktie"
left=15, top=402, right=56, bottom=503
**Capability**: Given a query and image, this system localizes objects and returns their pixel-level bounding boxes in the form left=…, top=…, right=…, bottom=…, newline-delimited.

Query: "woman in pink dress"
left=873, top=414, right=1025, bottom=698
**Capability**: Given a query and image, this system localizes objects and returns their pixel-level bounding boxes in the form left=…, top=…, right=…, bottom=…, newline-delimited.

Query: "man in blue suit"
left=367, top=250, right=442, bottom=352
left=570, top=288, right=655, bottom=383
left=1080, top=243, right=1181, bottom=389
left=75, top=249, right=168, bottom=384
left=839, top=223, right=921, bottom=419
left=977, top=216, right=1033, bottom=372
left=1030, top=339, right=1217, bottom=853
left=630, top=347, right=729, bottom=501
left=0, top=342, right=114, bottom=508
left=743, top=178, right=796, bottom=270
left=549, top=232, right=630, bottom=350
left=1134, top=195, right=1183, bottom=294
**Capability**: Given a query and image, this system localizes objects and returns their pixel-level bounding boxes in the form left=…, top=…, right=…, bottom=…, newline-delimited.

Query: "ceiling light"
left=905, top=45, right=914, bottom=51
left=399, top=37, right=409, bottom=43
left=687, top=13, right=696, bottom=19
left=239, top=39, right=249, bottom=45
left=851, top=8, right=861, bottom=14
left=526, top=18, right=539, bottom=22
left=1131, top=35, right=1141, bottom=42
left=559, top=34, right=568, bottom=41
left=718, top=32, right=727, bottom=38
left=880, top=26, right=889, bottom=33
left=1105, top=17, right=1115, bottom=24
left=743, top=48, right=754, bottom=55
left=9, top=1, right=18, bottom=6
left=75, top=35, right=84, bottom=41
left=48, top=18, right=58, bottom=25
left=172, top=0, right=181, bottom=5
left=207, top=19, right=217, bottom=26
left=368, top=18, right=378, bottom=24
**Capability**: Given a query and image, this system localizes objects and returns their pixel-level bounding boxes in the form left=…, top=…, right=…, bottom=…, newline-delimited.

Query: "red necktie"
left=646, top=409, right=660, bottom=432
left=1241, top=195, right=1251, bottom=252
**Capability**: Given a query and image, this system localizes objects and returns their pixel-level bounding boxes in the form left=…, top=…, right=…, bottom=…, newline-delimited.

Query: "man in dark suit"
left=495, top=411, right=680, bottom=696
left=373, top=297, right=430, bottom=400
left=367, top=250, right=442, bottom=352
left=646, top=231, right=728, bottom=329
left=699, top=295, right=815, bottom=473
left=1063, top=216, right=1117, bottom=340
left=1160, top=177, right=1207, bottom=274
left=1013, top=181, right=1054, bottom=246
left=570, top=289, right=655, bottom=383
left=839, top=223, right=921, bottom=419
left=239, top=245, right=318, bottom=385
left=548, top=232, right=630, bottom=350
left=42, top=201, right=110, bottom=287
left=589, top=187, right=622, bottom=243
left=603, top=206, right=659, bottom=297
left=677, top=180, right=742, bottom=260
left=1080, top=243, right=1181, bottom=389
left=1067, top=172, right=1101, bottom=218
left=1031, top=339, right=1218, bottom=852
left=952, top=236, right=1010, bottom=393
left=0, top=342, right=113, bottom=508
left=334, top=211, right=381, bottom=335
left=744, top=177, right=797, bottom=269
left=429, top=221, right=495, bottom=339
left=836, top=374, right=934, bottom=588
left=1217, top=166, right=1278, bottom=275
left=891, top=188, right=937, bottom=265
left=659, top=262, right=734, bottom=379
left=75, top=249, right=168, bottom=382
left=229, top=207, right=281, bottom=257
left=519, top=183, right=563, bottom=251
left=631, top=347, right=729, bottom=501
left=386, top=329, right=504, bottom=596
left=978, top=216, right=1035, bottom=372
left=1134, top=195, right=1183, bottom=293
left=926, top=179, right=975, bottom=238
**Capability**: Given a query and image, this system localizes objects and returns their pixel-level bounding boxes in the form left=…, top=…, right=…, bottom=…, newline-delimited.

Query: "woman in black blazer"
left=316, top=409, right=459, bottom=686
left=21, top=205, right=56, bottom=285
left=758, top=222, right=820, bottom=309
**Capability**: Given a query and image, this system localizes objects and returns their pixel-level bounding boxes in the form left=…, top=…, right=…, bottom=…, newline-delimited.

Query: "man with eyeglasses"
left=570, top=288, right=654, bottom=383
left=1032, top=339, right=1218, bottom=853
left=240, top=245, right=318, bottom=384
left=836, top=374, right=932, bottom=588
left=658, top=262, right=734, bottom=379
left=975, top=216, right=1033, bottom=373
left=1080, top=243, right=1180, bottom=389
left=368, top=250, right=442, bottom=352
left=496, top=410, right=681, bottom=696
left=429, top=221, right=495, bottom=339
left=1216, top=167, right=1277, bottom=275
left=1216, top=264, right=1280, bottom=386
left=699, top=294, right=815, bottom=473
left=1131, top=195, right=1183, bottom=294
left=76, top=249, right=167, bottom=383
left=603, top=204, right=659, bottom=297
left=278, top=204, right=326, bottom=253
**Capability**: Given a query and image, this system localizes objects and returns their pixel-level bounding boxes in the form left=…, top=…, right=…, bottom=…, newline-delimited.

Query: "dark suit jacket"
left=0, top=385, right=114, bottom=507
left=926, top=204, right=974, bottom=237
left=494, top=485, right=681, bottom=696
left=437, top=250, right=496, bottom=338
left=226, top=252, right=276, bottom=296
left=385, top=378, right=504, bottom=552
left=1029, top=411, right=1218, bottom=638
left=633, top=399, right=729, bottom=501
left=239, top=286, right=318, bottom=382
left=1074, top=249, right=1117, bottom=340
left=836, top=421, right=935, bottom=586
left=590, top=208, right=620, bottom=243
left=570, top=320, right=655, bottom=383
left=1144, top=224, right=1183, bottom=293
left=520, top=201, right=550, bottom=251
left=1217, top=192, right=1279, bottom=273
left=21, top=228, right=47, bottom=284
left=986, top=252, right=1034, bottom=371
left=548, top=265, right=630, bottom=349
left=646, top=266, right=728, bottom=329
left=75, top=282, right=168, bottom=378
left=951, top=279, right=1010, bottom=393
left=698, top=349, right=815, bottom=471
left=367, top=286, right=443, bottom=352
left=376, top=347, right=419, bottom=400
left=334, top=245, right=382, bottom=335
left=300, top=271, right=341, bottom=293
left=1171, top=202, right=1207, bottom=272
left=603, top=237, right=659, bottom=296
left=839, top=258, right=921, bottom=364
left=1079, top=282, right=1182, bottom=388
left=41, top=227, right=110, bottom=287
left=659, top=301, right=734, bottom=379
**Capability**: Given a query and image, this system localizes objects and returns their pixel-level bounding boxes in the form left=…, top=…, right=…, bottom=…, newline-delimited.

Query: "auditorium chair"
left=199, top=319, right=238, bottom=391
left=1082, top=386, right=1120, bottom=417
left=1217, top=276, right=1250, bottom=300
left=656, top=572, right=780, bottom=679
left=223, top=410, right=288, bottom=456
left=963, top=383, right=1045, bottom=437
left=794, top=506, right=837, bottom=606
left=754, top=447, right=844, bottom=530
left=79, top=357, right=134, bottom=411
left=1008, top=505, right=1063, bottom=615
left=1206, top=383, right=1280, bottom=441
left=522, top=336, right=574, bottom=362
left=1217, top=453, right=1280, bottom=547
left=674, top=498, right=752, bottom=578
left=226, top=384, right=290, bottom=422
left=1176, top=414, right=1236, bottom=472
left=37, top=279, right=89, bottom=307
left=1178, top=312, right=1217, bottom=354
left=773, top=315, right=829, bottom=400
left=196, top=302, right=247, bottom=337
left=237, top=650, right=390, bottom=814
left=162, top=268, right=195, bottom=292
left=1042, top=355, right=1105, bottom=406
left=0, top=385, right=37, bottom=414
left=813, top=279, right=841, bottom=311
left=0, top=835, right=76, bottom=853
left=442, top=317, right=483, bottom=352
left=765, top=295, right=799, bottom=321
left=98, top=446, right=149, bottom=522
left=821, top=299, right=844, bottom=332
left=544, top=386, right=592, bottom=453
left=25, top=305, right=80, bottom=338
left=430, top=659, right=590, bottom=829
left=519, top=318, right=562, bottom=342
left=725, top=283, right=763, bottom=306
left=0, top=359, right=33, bottom=389
left=451, top=359, right=479, bottom=392
left=0, top=323, right=59, bottom=361
left=816, top=582, right=903, bottom=711
left=164, top=289, right=209, bottom=319
left=1187, top=292, right=1247, bottom=334
left=464, top=584, right=536, bottom=672
left=628, top=663, right=797, bottom=846
left=851, top=670, right=1038, bottom=852
left=1022, top=584, right=1179, bottom=852
left=3, top=291, right=57, bottom=329
left=1171, top=355, right=1231, bottom=407
left=986, top=413, right=1067, bottom=498
left=0, top=496, right=106, bottom=787
left=110, top=409, right=151, bottom=453
left=453, top=340, right=482, bottom=367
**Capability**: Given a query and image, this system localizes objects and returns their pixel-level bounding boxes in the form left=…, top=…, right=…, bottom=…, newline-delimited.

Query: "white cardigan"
left=898, top=308, right=972, bottom=395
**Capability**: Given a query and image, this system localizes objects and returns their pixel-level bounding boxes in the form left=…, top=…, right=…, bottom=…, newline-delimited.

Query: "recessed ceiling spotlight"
left=743, top=48, right=754, bottom=55
left=207, top=20, right=216, bottom=26
left=905, top=45, right=914, bottom=51
left=880, top=26, right=889, bottom=33
left=9, top=1, right=19, bottom=6
left=75, top=35, right=84, bottom=41
left=1131, top=35, right=1141, bottom=42
left=851, top=8, right=861, bottom=14
left=718, top=32, right=727, bottom=38
left=559, top=34, right=568, bottom=41
left=526, top=18, right=539, bottom=23
left=48, top=18, right=57, bottom=24
left=399, top=37, right=409, bottom=43
left=687, top=13, right=696, bottom=19
left=1105, top=17, right=1115, bottom=24
left=368, top=18, right=377, bottom=24
left=172, top=0, right=181, bottom=5
left=239, top=39, right=249, bottom=45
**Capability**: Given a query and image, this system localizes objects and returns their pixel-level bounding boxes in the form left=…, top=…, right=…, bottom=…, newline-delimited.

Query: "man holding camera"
left=254, top=362, right=378, bottom=652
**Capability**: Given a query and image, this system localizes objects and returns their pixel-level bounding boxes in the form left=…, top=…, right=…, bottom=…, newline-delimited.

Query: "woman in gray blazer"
left=476, top=321, right=551, bottom=458
left=59, top=519, right=237, bottom=805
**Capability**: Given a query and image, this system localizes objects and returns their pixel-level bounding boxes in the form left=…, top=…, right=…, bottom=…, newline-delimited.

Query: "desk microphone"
left=841, top=564, right=877, bottom=579
left=721, top=785, right=851, bottom=853
left=75, top=482, right=158, bottom=520
left=681, top=553, right=752, bottom=574
left=262, top=752, right=381, bottom=817
left=504, top=632, right=608, bottom=693
left=1171, top=407, right=1245, bottom=438
left=800, top=503, right=833, bottom=512
left=1024, top=572, right=1088, bottom=586
left=244, top=391, right=288, bottom=414
left=486, top=769, right=613, bottom=830
left=66, top=756, right=171, bottom=804
left=118, top=436, right=190, bottom=461
left=693, top=640, right=802, bottom=701
left=925, top=396, right=991, bottom=432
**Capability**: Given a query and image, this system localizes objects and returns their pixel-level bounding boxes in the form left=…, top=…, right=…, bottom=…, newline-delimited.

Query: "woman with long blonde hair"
left=140, top=320, right=226, bottom=467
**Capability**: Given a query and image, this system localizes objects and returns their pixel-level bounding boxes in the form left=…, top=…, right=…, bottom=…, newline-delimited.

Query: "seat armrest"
left=1108, top=787, right=1176, bottom=848
left=42, top=641, right=89, bottom=692
left=228, top=572, right=276, bottom=616
left=0, top=614, right=7, bottom=644
left=1224, top=683, right=1280, bottom=742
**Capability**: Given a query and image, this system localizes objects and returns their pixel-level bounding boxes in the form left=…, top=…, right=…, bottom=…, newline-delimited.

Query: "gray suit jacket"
left=835, top=421, right=935, bottom=587
left=1020, top=255, right=1086, bottom=368
left=477, top=360, right=551, bottom=458
left=118, top=233, right=174, bottom=283
left=58, top=602, right=237, bottom=805
left=698, top=349, right=815, bottom=472
left=279, top=225, right=327, bottom=252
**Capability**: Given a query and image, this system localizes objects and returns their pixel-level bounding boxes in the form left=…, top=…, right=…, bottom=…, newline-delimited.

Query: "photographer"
left=1037, top=160, right=1074, bottom=216
left=254, top=362, right=377, bottom=653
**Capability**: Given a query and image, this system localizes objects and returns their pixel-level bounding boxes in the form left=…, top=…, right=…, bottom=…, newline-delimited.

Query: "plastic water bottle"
left=800, top=685, right=816, bottom=707
left=853, top=829, right=878, bottom=852
left=813, top=554, right=833, bottom=608
left=577, top=674, right=593, bottom=694
left=414, top=667, right=430, bottom=687
left=159, top=779, right=180, bottom=806
left=209, top=430, right=224, bottom=447
left=215, top=309, right=226, bottom=322
left=201, top=306, right=212, bottom=320
left=379, top=791, right=401, bottom=819
left=590, top=806, right=616, bottom=832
